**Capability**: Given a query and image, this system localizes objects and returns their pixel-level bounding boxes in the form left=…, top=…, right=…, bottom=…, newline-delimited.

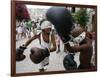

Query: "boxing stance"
left=46, top=7, right=93, bottom=69
left=16, top=20, right=56, bottom=72
left=65, top=27, right=93, bottom=69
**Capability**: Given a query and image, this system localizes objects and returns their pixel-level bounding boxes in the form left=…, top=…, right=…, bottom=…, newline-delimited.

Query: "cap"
left=41, top=21, right=52, bottom=29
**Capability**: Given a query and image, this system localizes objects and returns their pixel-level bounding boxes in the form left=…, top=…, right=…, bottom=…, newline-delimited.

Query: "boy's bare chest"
left=42, top=35, right=50, bottom=43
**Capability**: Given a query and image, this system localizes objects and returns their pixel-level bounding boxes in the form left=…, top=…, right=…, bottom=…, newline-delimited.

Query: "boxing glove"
left=63, top=53, right=77, bottom=70
left=16, top=45, right=26, bottom=61
left=16, top=45, right=26, bottom=54
left=42, top=48, right=50, bottom=57
left=30, top=47, right=50, bottom=64
left=46, top=7, right=74, bottom=43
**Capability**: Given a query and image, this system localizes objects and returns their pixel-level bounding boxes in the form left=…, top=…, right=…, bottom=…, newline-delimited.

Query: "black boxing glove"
left=46, top=7, right=74, bottom=43
left=16, top=44, right=27, bottom=61
left=16, top=48, right=24, bottom=55
left=63, top=53, right=77, bottom=70
left=30, top=47, right=50, bottom=64
left=19, top=45, right=27, bottom=50
left=16, top=45, right=26, bottom=55
left=42, top=48, right=50, bottom=57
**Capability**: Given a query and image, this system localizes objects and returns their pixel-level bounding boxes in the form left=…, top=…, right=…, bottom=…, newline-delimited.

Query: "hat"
left=41, top=21, right=52, bottom=29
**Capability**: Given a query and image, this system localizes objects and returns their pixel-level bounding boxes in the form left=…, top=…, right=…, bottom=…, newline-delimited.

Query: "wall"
left=0, top=0, right=99, bottom=77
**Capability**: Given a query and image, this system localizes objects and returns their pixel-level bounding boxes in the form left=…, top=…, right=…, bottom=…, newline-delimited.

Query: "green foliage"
left=73, top=8, right=90, bottom=27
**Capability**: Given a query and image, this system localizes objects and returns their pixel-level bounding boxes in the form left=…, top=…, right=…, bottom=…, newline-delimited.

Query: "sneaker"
left=39, top=68, right=44, bottom=72
left=39, top=68, right=46, bottom=72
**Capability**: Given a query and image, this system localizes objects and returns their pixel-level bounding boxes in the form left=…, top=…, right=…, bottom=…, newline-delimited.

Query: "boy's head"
left=71, top=27, right=85, bottom=38
left=41, top=20, right=52, bottom=34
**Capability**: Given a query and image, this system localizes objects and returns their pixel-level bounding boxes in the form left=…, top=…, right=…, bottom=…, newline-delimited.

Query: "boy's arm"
left=24, top=35, right=38, bottom=47
left=69, top=37, right=92, bottom=53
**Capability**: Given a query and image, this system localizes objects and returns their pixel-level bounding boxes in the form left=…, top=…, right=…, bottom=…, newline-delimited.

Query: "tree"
left=16, top=4, right=30, bottom=21
left=73, top=8, right=90, bottom=29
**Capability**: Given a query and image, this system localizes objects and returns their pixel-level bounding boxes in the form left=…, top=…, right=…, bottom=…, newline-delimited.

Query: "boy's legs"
left=38, top=57, right=49, bottom=72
